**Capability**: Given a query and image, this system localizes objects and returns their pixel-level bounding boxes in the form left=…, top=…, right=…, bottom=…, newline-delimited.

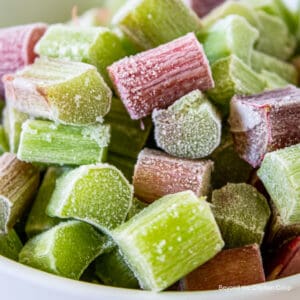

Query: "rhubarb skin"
left=182, top=244, right=265, bottom=290
left=267, top=237, right=300, bottom=280
left=133, top=148, right=214, bottom=203
left=0, top=23, right=47, bottom=97
left=229, top=86, right=300, bottom=168
left=184, top=0, right=226, bottom=18
left=108, top=33, right=214, bottom=120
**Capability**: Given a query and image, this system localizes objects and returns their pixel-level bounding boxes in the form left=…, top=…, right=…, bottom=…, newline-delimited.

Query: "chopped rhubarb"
left=185, top=0, right=226, bottom=18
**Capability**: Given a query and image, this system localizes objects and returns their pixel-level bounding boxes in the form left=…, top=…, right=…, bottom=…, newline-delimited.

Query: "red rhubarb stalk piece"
left=182, top=244, right=265, bottom=291
left=229, top=86, right=300, bottom=168
left=133, top=148, right=214, bottom=203
left=184, top=0, right=226, bottom=18
left=0, top=23, right=47, bottom=97
left=108, top=32, right=214, bottom=120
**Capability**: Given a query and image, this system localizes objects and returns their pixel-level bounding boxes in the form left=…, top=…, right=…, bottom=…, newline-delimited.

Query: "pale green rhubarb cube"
left=3, top=58, right=111, bottom=126
left=25, top=167, right=65, bottom=238
left=19, top=220, right=108, bottom=280
left=0, top=229, right=23, bottom=261
left=112, top=0, right=202, bottom=50
left=203, top=15, right=259, bottom=64
left=35, top=25, right=127, bottom=86
left=258, top=144, right=300, bottom=225
left=17, top=119, right=110, bottom=166
left=112, top=191, right=224, bottom=291
left=47, top=164, right=133, bottom=233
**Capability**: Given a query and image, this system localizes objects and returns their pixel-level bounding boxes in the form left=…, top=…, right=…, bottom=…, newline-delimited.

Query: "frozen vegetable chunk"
left=0, top=23, right=47, bottom=97
left=108, top=33, right=214, bottom=120
left=19, top=221, right=108, bottom=280
left=133, top=148, right=214, bottom=203
left=0, top=126, right=8, bottom=155
left=0, top=229, right=23, bottom=261
left=0, top=153, right=39, bottom=234
left=17, top=119, right=110, bottom=166
left=112, top=0, right=202, bottom=50
left=47, top=164, right=133, bottom=233
left=153, top=90, right=221, bottom=159
left=229, top=86, right=300, bottom=168
left=258, top=144, right=300, bottom=225
left=35, top=25, right=127, bottom=85
left=112, top=191, right=224, bottom=291
left=25, top=167, right=64, bottom=238
left=126, top=197, right=147, bottom=220
left=4, top=58, right=111, bottom=125
left=184, top=0, right=225, bottom=17
left=182, top=244, right=265, bottom=290
left=211, top=183, right=271, bottom=248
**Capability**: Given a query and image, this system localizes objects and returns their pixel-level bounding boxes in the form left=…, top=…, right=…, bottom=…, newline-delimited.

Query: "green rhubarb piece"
left=210, top=127, right=253, bottom=189
left=260, top=70, right=289, bottom=89
left=0, top=153, right=40, bottom=234
left=25, top=167, right=64, bottom=238
left=112, top=0, right=202, bottom=50
left=17, top=119, right=110, bottom=166
left=0, top=100, right=4, bottom=119
left=203, top=15, right=259, bottom=64
left=107, top=153, right=136, bottom=182
left=212, top=183, right=271, bottom=248
left=207, top=55, right=266, bottom=113
left=107, top=97, right=152, bottom=159
left=255, top=11, right=296, bottom=60
left=2, top=105, right=29, bottom=153
left=47, top=164, right=133, bottom=233
left=251, top=50, right=298, bottom=85
left=126, top=197, right=147, bottom=220
left=4, top=58, right=111, bottom=126
left=19, top=220, right=108, bottom=280
left=258, top=144, right=300, bottom=225
left=153, top=90, right=222, bottom=159
left=95, top=248, right=139, bottom=289
left=35, top=25, right=127, bottom=86
left=112, top=191, right=224, bottom=291
left=0, top=126, right=8, bottom=155
left=0, top=229, right=23, bottom=260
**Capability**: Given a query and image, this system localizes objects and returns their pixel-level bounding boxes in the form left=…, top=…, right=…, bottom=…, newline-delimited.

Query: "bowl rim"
left=0, top=255, right=299, bottom=299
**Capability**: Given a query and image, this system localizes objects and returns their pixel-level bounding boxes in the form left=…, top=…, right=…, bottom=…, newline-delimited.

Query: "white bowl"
left=0, top=0, right=300, bottom=299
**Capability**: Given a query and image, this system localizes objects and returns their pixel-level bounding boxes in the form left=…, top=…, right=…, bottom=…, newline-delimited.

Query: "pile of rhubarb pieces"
left=0, top=0, right=300, bottom=292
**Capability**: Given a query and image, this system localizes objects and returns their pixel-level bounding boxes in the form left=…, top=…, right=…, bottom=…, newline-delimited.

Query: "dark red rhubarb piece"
left=185, top=0, right=226, bottom=18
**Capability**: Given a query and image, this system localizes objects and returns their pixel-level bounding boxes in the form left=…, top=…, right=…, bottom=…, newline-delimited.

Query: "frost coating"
left=153, top=90, right=221, bottom=159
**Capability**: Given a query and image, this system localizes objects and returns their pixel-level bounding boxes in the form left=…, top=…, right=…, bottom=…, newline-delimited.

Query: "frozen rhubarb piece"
left=212, top=183, right=271, bottom=248
left=260, top=70, right=290, bottom=90
left=35, top=25, right=127, bottom=86
left=184, top=0, right=226, bottom=18
left=112, top=0, right=202, bottom=50
left=106, top=97, right=152, bottom=159
left=107, top=153, right=136, bottom=182
left=0, top=126, right=8, bottom=155
left=251, top=50, right=298, bottom=85
left=258, top=144, right=300, bottom=225
left=19, top=220, right=108, bottom=280
left=267, top=237, right=300, bottom=280
left=182, top=244, right=265, bottom=290
left=207, top=55, right=266, bottom=113
left=153, top=90, right=221, bottom=159
left=229, top=86, right=300, bottom=168
left=95, top=248, right=139, bottom=289
left=17, top=119, right=110, bottom=166
left=203, top=15, right=259, bottom=64
left=0, top=229, right=23, bottom=261
left=71, top=8, right=112, bottom=27
left=0, top=23, right=47, bottom=97
left=4, top=58, right=111, bottom=126
left=210, top=127, right=253, bottom=189
left=47, top=164, right=133, bottom=233
left=126, top=197, right=147, bottom=220
left=108, top=33, right=214, bottom=120
left=25, top=167, right=64, bottom=238
left=255, top=11, right=296, bottom=60
left=112, top=191, right=224, bottom=291
left=133, top=148, right=214, bottom=203
left=2, top=105, right=29, bottom=153
left=0, top=153, right=39, bottom=234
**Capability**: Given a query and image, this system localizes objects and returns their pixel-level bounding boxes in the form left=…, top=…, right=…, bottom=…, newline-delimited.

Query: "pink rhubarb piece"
left=185, top=0, right=225, bottom=18
left=108, top=32, right=214, bottom=120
